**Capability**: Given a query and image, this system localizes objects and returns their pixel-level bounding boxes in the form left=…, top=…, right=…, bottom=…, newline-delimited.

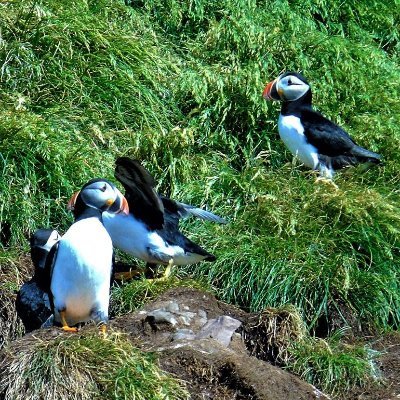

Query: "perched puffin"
left=263, top=72, right=381, bottom=180
left=16, top=229, right=61, bottom=332
left=100, top=157, right=226, bottom=278
left=49, top=178, right=129, bottom=333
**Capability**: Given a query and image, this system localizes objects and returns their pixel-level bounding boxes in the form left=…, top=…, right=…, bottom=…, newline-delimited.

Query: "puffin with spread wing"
left=101, top=157, right=226, bottom=278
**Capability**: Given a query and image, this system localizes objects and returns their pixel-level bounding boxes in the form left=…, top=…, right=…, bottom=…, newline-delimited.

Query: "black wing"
left=301, top=109, right=381, bottom=166
left=115, top=157, right=164, bottom=230
left=157, top=212, right=216, bottom=261
left=301, top=109, right=358, bottom=156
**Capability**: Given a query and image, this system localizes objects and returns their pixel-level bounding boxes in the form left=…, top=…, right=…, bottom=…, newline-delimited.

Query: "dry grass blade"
left=242, top=305, right=307, bottom=365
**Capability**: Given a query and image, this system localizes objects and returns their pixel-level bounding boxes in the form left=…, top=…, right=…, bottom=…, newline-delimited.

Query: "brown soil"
left=112, top=287, right=327, bottom=399
left=112, top=287, right=400, bottom=400
left=1, top=281, right=399, bottom=399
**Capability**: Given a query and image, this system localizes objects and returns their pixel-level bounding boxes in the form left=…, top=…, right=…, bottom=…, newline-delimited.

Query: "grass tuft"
left=0, top=252, right=30, bottom=349
left=286, top=329, right=378, bottom=396
left=243, top=304, right=307, bottom=365
left=0, top=328, right=189, bottom=400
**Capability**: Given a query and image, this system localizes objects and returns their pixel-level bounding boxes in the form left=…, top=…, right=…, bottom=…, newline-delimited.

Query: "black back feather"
left=115, top=157, right=164, bottom=230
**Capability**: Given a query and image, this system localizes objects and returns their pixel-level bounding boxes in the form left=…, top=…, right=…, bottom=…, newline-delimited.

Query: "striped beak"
left=262, top=78, right=280, bottom=101
left=108, top=188, right=129, bottom=215
left=67, top=191, right=80, bottom=211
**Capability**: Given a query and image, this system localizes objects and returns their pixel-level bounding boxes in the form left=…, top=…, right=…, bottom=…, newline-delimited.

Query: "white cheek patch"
left=277, top=76, right=309, bottom=101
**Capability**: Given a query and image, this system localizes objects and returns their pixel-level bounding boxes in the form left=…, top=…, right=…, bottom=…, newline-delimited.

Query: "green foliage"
left=286, top=329, right=378, bottom=396
left=0, top=0, right=399, bottom=394
left=0, top=0, right=181, bottom=243
left=111, top=275, right=212, bottom=316
left=0, top=329, right=189, bottom=400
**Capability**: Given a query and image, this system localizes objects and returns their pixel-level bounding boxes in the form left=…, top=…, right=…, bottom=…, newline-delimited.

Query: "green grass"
left=0, top=0, right=399, bottom=396
left=0, top=329, right=189, bottom=400
left=111, top=275, right=212, bottom=317
left=0, top=0, right=181, bottom=244
left=286, top=329, right=378, bottom=397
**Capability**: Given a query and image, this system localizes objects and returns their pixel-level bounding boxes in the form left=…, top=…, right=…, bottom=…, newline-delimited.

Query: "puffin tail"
left=353, top=145, right=381, bottom=164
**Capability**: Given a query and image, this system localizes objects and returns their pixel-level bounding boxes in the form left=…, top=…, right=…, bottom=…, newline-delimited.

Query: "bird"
left=16, top=229, right=61, bottom=332
left=99, top=157, right=227, bottom=279
left=49, top=178, right=129, bottom=333
left=262, top=71, right=381, bottom=182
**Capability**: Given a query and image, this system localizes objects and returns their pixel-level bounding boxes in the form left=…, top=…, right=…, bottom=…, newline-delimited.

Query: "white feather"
left=51, top=218, right=112, bottom=326
left=278, top=114, right=319, bottom=169
left=102, top=212, right=210, bottom=265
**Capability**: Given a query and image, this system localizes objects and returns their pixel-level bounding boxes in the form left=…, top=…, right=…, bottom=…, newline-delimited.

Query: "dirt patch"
left=112, top=287, right=327, bottom=400
left=344, top=332, right=400, bottom=400
left=2, top=282, right=399, bottom=399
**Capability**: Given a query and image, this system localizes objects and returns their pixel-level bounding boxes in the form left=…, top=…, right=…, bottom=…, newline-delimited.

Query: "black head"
left=67, top=178, right=129, bottom=219
left=30, top=228, right=61, bottom=270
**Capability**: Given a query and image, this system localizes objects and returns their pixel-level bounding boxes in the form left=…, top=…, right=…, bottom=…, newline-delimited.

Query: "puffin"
left=263, top=72, right=381, bottom=180
left=49, top=178, right=129, bottom=333
left=16, top=229, right=61, bottom=332
left=99, top=157, right=226, bottom=278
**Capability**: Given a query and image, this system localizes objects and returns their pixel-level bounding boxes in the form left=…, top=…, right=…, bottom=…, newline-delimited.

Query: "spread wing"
left=114, top=157, right=164, bottom=230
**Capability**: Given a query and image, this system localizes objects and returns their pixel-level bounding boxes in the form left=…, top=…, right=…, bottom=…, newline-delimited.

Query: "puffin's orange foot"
left=62, top=325, right=78, bottom=333
left=99, top=324, right=107, bottom=337
left=147, top=259, right=174, bottom=282
left=60, top=310, right=78, bottom=332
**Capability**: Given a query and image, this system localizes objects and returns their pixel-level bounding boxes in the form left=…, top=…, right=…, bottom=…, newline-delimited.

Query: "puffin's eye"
left=100, top=184, right=107, bottom=192
left=287, top=78, right=292, bottom=85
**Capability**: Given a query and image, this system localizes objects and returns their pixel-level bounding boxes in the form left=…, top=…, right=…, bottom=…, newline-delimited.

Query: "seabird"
left=16, top=229, right=61, bottom=332
left=49, top=178, right=129, bottom=333
left=263, top=71, right=381, bottom=181
left=99, top=157, right=226, bottom=278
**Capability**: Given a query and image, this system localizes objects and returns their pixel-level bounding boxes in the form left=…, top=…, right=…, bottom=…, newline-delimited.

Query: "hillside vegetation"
left=0, top=0, right=399, bottom=397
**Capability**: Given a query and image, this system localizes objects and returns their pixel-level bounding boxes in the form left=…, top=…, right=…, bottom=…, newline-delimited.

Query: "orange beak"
left=67, top=191, right=80, bottom=211
left=262, top=78, right=280, bottom=101
left=107, top=188, right=129, bottom=215
left=113, top=189, right=130, bottom=215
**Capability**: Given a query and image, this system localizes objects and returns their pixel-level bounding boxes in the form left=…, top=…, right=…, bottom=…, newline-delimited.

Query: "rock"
left=112, top=287, right=330, bottom=399
left=164, top=301, right=180, bottom=313
left=196, top=315, right=242, bottom=347
left=171, top=329, right=196, bottom=341
left=146, top=309, right=178, bottom=327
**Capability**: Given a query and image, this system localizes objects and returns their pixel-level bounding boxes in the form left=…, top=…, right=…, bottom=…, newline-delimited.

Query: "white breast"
left=278, top=114, right=319, bottom=169
left=51, top=218, right=112, bottom=325
left=102, top=212, right=150, bottom=260
left=103, top=212, right=208, bottom=265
